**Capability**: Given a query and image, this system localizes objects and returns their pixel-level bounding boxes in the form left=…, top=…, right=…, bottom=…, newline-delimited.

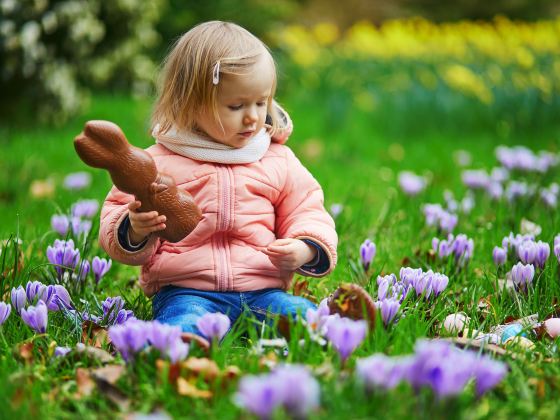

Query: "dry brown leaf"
left=182, top=357, right=220, bottom=381
left=176, top=377, right=212, bottom=399
left=222, top=365, right=241, bottom=381
left=293, top=279, right=316, bottom=302
left=75, top=368, right=95, bottom=398
left=16, top=342, right=34, bottom=363
left=277, top=315, right=291, bottom=340
left=90, top=364, right=125, bottom=384
left=82, top=320, right=111, bottom=348
left=258, top=351, right=278, bottom=370
left=29, top=179, right=55, bottom=199
left=76, top=345, right=115, bottom=363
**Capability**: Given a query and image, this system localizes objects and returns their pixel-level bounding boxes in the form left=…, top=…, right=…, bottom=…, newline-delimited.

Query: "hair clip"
left=212, top=60, right=220, bottom=85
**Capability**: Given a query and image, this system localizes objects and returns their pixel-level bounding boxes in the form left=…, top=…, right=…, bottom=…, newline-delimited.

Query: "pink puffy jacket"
left=99, top=126, right=337, bottom=297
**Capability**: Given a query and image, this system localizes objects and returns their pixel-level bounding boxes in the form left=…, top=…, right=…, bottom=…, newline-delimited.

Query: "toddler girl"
left=99, top=21, right=337, bottom=341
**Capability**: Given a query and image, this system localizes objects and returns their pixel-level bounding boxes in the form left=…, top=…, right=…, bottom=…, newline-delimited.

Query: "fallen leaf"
left=182, top=357, right=220, bottom=382
left=75, top=344, right=115, bottom=364
left=29, top=179, right=55, bottom=199
left=528, top=378, right=546, bottom=399
left=90, top=365, right=125, bottom=384
left=176, top=377, right=212, bottom=399
left=16, top=342, right=34, bottom=363
left=293, top=279, right=316, bottom=302
left=222, top=365, right=241, bottom=381
left=277, top=315, right=291, bottom=340
left=82, top=320, right=111, bottom=348
left=75, top=368, right=95, bottom=398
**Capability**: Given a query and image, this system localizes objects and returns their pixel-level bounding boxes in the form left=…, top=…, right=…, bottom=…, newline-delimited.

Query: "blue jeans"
left=152, top=286, right=316, bottom=335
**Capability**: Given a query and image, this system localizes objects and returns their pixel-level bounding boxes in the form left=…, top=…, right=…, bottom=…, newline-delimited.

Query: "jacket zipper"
left=216, top=165, right=234, bottom=291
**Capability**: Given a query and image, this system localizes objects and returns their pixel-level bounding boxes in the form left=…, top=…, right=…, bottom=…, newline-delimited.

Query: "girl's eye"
left=228, top=105, right=243, bottom=111
left=257, top=102, right=267, bottom=107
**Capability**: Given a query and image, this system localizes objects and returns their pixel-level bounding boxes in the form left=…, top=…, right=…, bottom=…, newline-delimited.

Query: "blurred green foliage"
left=155, top=0, right=303, bottom=57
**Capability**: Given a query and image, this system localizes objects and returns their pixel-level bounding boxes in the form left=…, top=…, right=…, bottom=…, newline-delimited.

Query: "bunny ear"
left=84, top=120, right=129, bottom=149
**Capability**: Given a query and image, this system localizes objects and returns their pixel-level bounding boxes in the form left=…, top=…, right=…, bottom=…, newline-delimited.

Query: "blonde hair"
left=152, top=21, right=281, bottom=135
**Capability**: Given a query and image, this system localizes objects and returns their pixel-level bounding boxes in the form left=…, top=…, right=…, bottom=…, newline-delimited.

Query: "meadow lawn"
left=1, top=92, right=560, bottom=419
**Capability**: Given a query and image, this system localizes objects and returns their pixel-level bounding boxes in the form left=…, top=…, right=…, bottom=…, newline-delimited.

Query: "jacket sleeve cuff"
left=295, top=236, right=334, bottom=277
left=118, top=215, right=149, bottom=251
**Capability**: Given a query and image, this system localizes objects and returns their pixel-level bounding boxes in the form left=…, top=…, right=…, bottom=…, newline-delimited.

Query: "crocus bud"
left=511, top=262, right=535, bottom=292
left=492, top=246, right=507, bottom=266
left=360, top=239, right=376, bottom=272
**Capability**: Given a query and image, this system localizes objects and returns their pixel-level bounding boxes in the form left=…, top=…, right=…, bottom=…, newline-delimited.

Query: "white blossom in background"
left=0, top=0, right=164, bottom=123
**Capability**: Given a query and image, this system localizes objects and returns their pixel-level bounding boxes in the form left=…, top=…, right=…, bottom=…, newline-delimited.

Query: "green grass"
left=1, top=92, right=560, bottom=418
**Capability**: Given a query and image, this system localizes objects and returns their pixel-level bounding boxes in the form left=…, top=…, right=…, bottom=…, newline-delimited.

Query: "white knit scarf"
left=152, top=124, right=271, bottom=164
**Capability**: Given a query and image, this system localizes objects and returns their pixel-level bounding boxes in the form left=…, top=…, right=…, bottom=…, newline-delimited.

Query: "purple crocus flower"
left=517, top=240, right=537, bottom=264
left=54, top=346, right=72, bottom=357
left=46, top=239, right=81, bottom=278
left=92, top=256, right=112, bottom=283
left=196, top=312, right=231, bottom=341
left=147, top=321, right=189, bottom=363
left=439, top=212, right=458, bottom=233
left=76, top=260, right=90, bottom=282
left=461, top=170, right=490, bottom=190
left=510, top=262, right=535, bottom=292
left=26, top=280, right=48, bottom=303
left=21, top=301, right=48, bottom=334
left=356, top=354, right=410, bottom=390
left=51, top=215, right=70, bottom=236
left=305, top=298, right=331, bottom=335
left=63, top=172, right=91, bottom=191
left=554, top=234, right=560, bottom=248
left=398, top=171, right=427, bottom=196
left=431, top=273, right=449, bottom=296
left=555, top=243, right=560, bottom=263
left=11, top=286, right=27, bottom=314
left=413, top=271, right=433, bottom=298
left=399, top=267, right=423, bottom=288
left=271, top=365, right=320, bottom=418
left=235, top=374, right=284, bottom=419
left=102, top=296, right=134, bottom=325
left=108, top=319, right=149, bottom=361
left=492, top=246, right=507, bottom=266
left=486, top=182, right=504, bottom=200
left=71, top=217, right=92, bottom=237
left=329, top=203, right=344, bottom=219
left=360, top=239, right=376, bottom=272
left=473, top=356, right=508, bottom=396
left=325, top=317, right=367, bottom=362
left=71, top=199, right=100, bottom=218
left=408, top=340, right=475, bottom=398
left=534, top=241, right=550, bottom=269
left=377, top=274, right=396, bottom=300
left=51, top=285, right=73, bottom=311
left=0, top=302, right=11, bottom=325
left=378, top=298, right=400, bottom=325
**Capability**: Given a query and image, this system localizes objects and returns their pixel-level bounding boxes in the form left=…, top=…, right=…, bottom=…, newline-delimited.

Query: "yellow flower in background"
left=516, top=48, right=535, bottom=69
left=442, top=64, right=493, bottom=104
left=273, top=17, right=560, bottom=103
left=312, top=22, right=339, bottom=46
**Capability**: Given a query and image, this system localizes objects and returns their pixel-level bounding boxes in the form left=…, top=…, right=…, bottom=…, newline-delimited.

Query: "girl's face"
left=195, top=54, right=274, bottom=148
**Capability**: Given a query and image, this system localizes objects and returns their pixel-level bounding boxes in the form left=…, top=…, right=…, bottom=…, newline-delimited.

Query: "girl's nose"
left=243, top=107, right=258, bottom=125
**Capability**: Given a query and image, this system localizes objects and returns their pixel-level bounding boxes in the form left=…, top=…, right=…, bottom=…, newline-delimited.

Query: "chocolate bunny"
left=74, top=120, right=201, bottom=243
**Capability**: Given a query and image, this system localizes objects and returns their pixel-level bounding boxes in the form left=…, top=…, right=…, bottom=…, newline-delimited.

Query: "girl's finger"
left=133, top=211, right=161, bottom=221
left=128, top=200, right=141, bottom=211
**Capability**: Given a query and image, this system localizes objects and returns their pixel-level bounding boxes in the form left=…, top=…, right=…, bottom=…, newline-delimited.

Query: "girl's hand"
left=127, top=200, right=166, bottom=245
left=263, top=238, right=317, bottom=272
